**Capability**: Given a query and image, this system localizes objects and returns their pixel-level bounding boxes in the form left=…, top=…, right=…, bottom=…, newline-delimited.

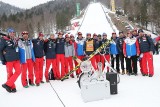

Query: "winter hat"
left=97, top=34, right=101, bottom=38
left=112, top=32, right=116, bottom=35
left=119, top=31, right=123, bottom=34
left=7, top=28, right=15, bottom=33
left=127, top=31, right=131, bottom=35
left=39, top=32, right=44, bottom=37
left=21, top=31, right=28, bottom=36
left=86, top=33, right=91, bottom=36
left=102, top=33, right=107, bottom=36
left=138, top=29, right=144, bottom=33
left=78, top=32, right=82, bottom=35
left=65, top=34, right=70, bottom=38
left=70, top=34, right=74, bottom=38
left=58, top=32, right=63, bottom=35
left=132, top=29, right=137, bottom=32
left=93, top=33, right=97, bottom=37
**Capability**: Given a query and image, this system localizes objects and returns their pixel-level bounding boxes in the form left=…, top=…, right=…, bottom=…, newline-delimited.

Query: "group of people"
left=0, top=27, right=156, bottom=93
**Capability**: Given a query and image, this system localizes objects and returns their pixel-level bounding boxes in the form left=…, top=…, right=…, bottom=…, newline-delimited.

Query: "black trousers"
left=119, top=54, right=125, bottom=71
left=111, top=54, right=120, bottom=72
left=126, top=55, right=137, bottom=74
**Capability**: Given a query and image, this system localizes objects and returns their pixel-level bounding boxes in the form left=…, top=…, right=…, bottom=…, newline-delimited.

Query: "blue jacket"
left=32, top=38, right=44, bottom=58
left=0, top=36, right=19, bottom=62
left=124, top=37, right=138, bottom=56
left=44, top=39, right=56, bottom=59
left=18, top=39, right=35, bottom=64
left=138, top=35, right=154, bottom=53
left=110, top=38, right=118, bottom=55
left=56, top=38, right=65, bottom=54
left=117, top=37, right=125, bottom=54
left=76, top=38, right=85, bottom=56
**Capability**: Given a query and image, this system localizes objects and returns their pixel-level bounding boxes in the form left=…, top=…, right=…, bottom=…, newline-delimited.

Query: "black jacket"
left=138, top=35, right=154, bottom=53
left=44, top=39, right=56, bottom=59
left=0, top=36, right=19, bottom=62
left=55, top=38, right=65, bottom=54
left=94, top=39, right=102, bottom=55
left=117, top=37, right=125, bottom=54
left=101, top=39, right=110, bottom=55
left=32, top=38, right=44, bottom=58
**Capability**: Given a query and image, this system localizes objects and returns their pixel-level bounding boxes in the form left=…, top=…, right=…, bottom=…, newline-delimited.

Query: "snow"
left=1, top=54, right=160, bottom=107
left=1, top=2, right=160, bottom=107
left=78, top=3, right=114, bottom=39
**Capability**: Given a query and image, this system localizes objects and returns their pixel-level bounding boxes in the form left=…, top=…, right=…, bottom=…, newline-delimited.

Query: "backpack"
left=49, top=68, right=55, bottom=80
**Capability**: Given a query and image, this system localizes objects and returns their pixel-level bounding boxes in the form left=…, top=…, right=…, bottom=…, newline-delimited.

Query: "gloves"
left=127, top=56, right=131, bottom=58
left=137, top=53, right=143, bottom=61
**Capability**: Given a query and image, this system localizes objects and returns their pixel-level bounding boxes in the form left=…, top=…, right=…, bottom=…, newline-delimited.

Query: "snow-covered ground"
left=1, top=2, right=160, bottom=107
left=78, top=3, right=113, bottom=39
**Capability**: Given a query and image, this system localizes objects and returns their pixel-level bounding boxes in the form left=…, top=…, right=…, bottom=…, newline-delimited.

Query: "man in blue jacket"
left=101, top=33, right=110, bottom=72
left=83, top=33, right=97, bottom=70
left=32, top=32, right=45, bottom=86
left=123, top=31, right=140, bottom=76
left=75, top=32, right=85, bottom=76
left=44, top=34, right=57, bottom=82
left=0, top=28, right=21, bottom=93
left=138, top=29, right=154, bottom=77
left=56, top=32, right=65, bottom=79
left=18, top=31, right=35, bottom=88
left=117, top=31, right=125, bottom=74
left=110, top=32, right=120, bottom=73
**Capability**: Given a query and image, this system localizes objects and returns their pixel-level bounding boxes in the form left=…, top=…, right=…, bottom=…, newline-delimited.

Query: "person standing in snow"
left=138, top=29, right=154, bottom=77
left=64, top=34, right=74, bottom=78
left=70, top=34, right=77, bottom=57
left=56, top=32, right=65, bottom=79
left=132, top=29, right=139, bottom=38
left=117, top=31, right=125, bottom=74
left=44, top=34, right=57, bottom=82
left=18, top=31, right=35, bottom=88
left=101, top=33, right=110, bottom=72
left=123, top=31, right=140, bottom=76
left=94, top=34, right=102, bottom=64
left=0, top=28, right=21, bottom=93
left=32, top=32, right=45, bottom=86
left=75, top=32, right=85, bottom=77
left=83, top=33, right=97, bottom=71
left=110, top=32, right=119, bottom=73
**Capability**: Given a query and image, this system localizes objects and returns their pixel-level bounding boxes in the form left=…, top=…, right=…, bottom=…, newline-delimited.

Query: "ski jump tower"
left=110, top=0, right=116, bottom=12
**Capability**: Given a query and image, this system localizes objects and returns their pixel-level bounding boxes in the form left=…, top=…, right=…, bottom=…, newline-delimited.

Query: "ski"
left=61, top=39, right=111, bottom=81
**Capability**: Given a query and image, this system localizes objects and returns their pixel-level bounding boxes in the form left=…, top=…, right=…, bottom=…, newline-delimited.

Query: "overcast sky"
left=0, top=0, right=52, bottom=9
